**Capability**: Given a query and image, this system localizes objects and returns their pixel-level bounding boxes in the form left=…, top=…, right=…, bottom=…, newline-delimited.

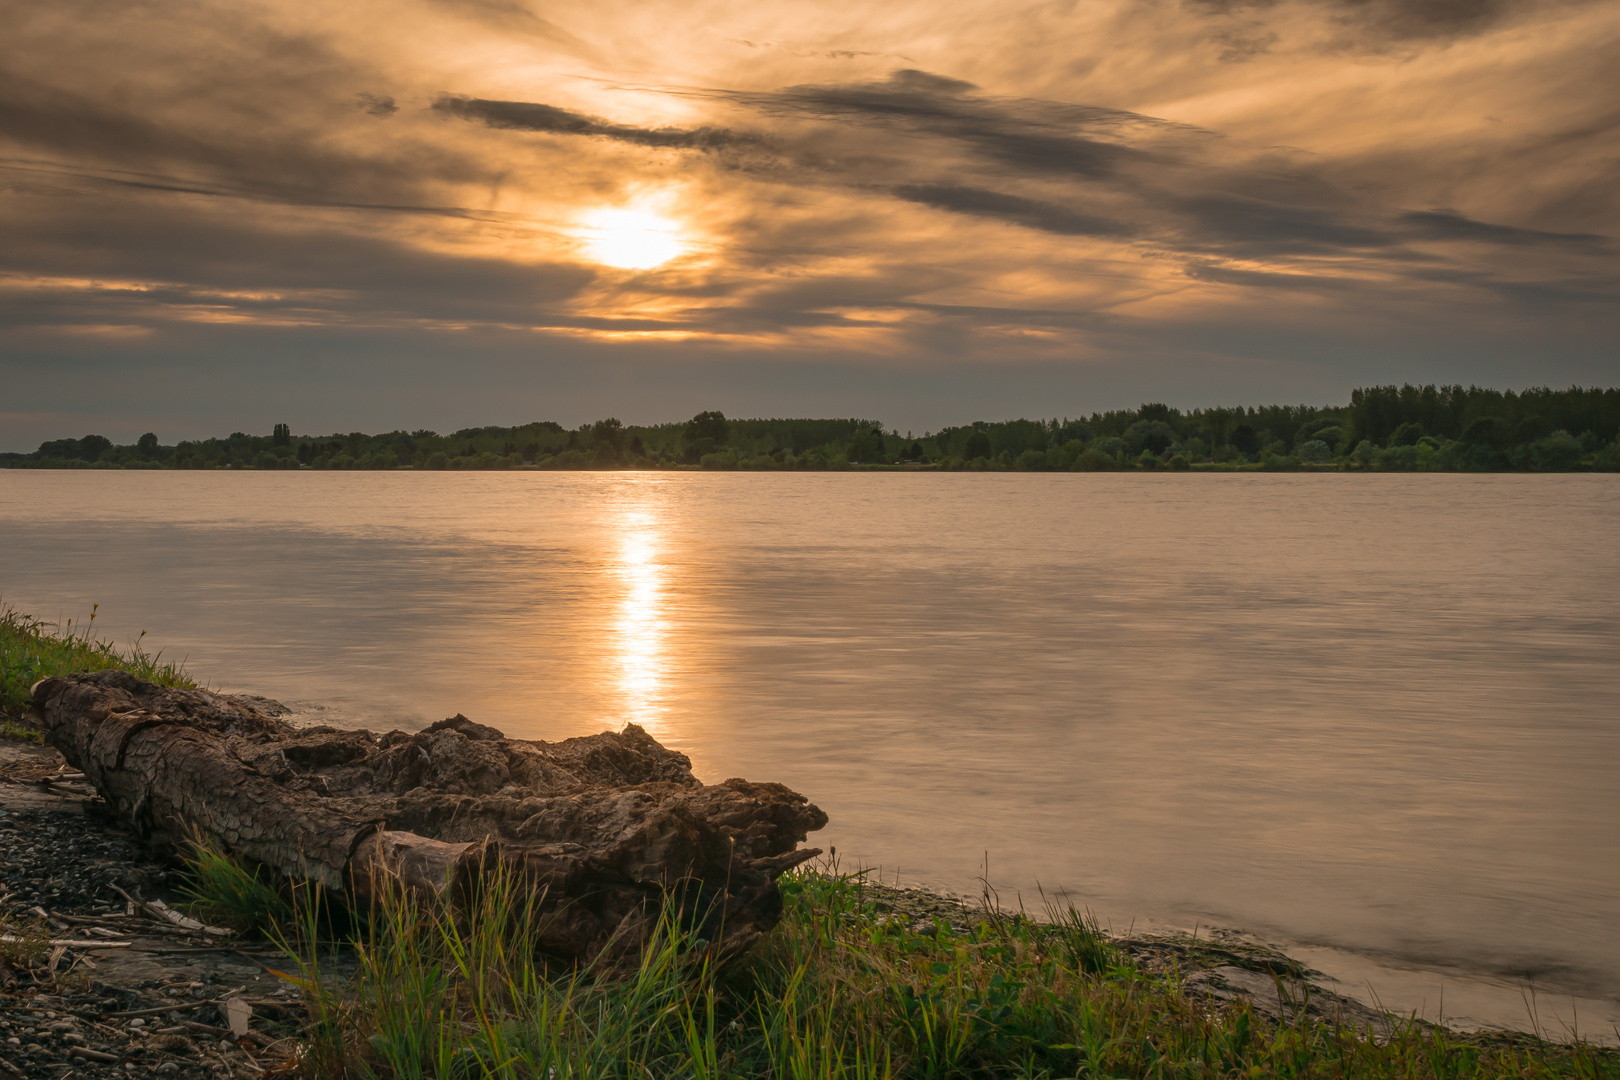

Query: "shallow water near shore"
left=3, top=471, right=1617, bottom=1037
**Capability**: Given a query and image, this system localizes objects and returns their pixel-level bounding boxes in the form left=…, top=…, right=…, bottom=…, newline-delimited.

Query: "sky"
left=2, top=0, right=1617, bottom=448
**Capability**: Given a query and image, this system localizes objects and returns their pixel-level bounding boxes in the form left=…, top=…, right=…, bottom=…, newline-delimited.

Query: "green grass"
left=176, top=832, right=292, bottom=936
left=165, top=851, right=1619, bottom=1080
left=0, top=601, right=194, bottom=727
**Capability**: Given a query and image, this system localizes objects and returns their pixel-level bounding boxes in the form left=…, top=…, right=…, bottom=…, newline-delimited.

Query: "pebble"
left=0, top=806, right=159, bottom=911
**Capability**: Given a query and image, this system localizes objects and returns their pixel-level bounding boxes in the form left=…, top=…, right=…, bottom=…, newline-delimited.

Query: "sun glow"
left=580, top=208, right=687, bottom=270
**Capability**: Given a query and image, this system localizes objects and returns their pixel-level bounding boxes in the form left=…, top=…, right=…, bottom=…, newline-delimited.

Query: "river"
left=2, top=470, right=1616, bottom=1037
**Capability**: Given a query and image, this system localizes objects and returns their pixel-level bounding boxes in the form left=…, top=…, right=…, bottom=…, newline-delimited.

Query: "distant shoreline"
left=6, top=385, right=1620, bottom=472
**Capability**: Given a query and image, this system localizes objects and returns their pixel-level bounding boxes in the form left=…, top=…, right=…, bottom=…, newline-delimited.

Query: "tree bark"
left=31, top=671, right=826, bottom=961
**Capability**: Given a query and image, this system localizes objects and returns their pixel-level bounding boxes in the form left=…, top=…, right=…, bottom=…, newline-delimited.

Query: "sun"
left=580, top=208, right=687, bottom=270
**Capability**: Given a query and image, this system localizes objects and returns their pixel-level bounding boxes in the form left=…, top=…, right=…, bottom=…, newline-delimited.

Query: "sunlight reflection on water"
left=613, top=505, right=668, bottom=735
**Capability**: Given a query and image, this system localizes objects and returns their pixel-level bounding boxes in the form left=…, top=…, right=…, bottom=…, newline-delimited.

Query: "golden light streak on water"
left=612, top=506, right=667, bottom=734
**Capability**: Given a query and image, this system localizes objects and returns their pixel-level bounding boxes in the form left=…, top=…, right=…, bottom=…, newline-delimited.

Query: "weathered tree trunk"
left=31, top=671, right=826, bottom=961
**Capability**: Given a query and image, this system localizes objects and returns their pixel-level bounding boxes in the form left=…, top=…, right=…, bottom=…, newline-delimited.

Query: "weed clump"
left=176, top=833, right=291, bottom=936
left=0, top=601, right=193, bottom=727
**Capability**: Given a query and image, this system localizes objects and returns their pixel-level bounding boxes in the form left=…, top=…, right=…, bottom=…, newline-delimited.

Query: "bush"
left=1263, top=453, right=1299, bottom=471
left=1168, top=454, right=1190, bottom=470
left=1072, top=448, right=1115, bottom=471
left=1379, top=445, right=1420, bottom=470
left=425, top=451, right=448, bottom=470
left=1014, top=449, right=1047, bottom=470
left=1297, top=439, right=1333, bottom=463
left=1518, top=430, right=1585, bottom=471
left=1387, top=422, right=1425, bottom=448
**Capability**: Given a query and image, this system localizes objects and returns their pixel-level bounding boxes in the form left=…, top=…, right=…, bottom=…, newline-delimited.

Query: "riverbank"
left=4, top=732, right=1618, bottom=1080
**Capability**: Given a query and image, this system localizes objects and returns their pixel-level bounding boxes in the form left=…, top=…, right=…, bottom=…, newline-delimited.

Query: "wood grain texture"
left=32, top=671, right=826, bottom=961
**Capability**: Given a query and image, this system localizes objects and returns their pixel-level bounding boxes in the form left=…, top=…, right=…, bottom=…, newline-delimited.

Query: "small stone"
left=156, top=1064, right=180, bottom=1076
left=129, top=1018, right=146, bottom=1027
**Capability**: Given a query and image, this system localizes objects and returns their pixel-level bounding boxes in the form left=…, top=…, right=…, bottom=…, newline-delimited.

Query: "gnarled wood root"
left=31, top=671, right=827, bottom=961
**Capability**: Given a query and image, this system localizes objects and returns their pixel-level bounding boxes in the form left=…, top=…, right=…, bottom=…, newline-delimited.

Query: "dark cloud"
left=891, top=184, right=1133, bottom=237
left=355, top=93, right=398, bottom=118
left=1401, top=209, right=1605, bottom=245
left=1184, top=0, right=1609, bottom=47
left=0, top=158, right=496, bottom=221
left=1184, top=0, right=1511, bottom=41
left=1173, top=191, right=1396, bottom=253
left=0, top=68, right=485, bottom=214
left=0, top=191, right=595, bottom=329
left=432, top=94, right=760, bottom=150
left=717, top=70, right=1172, bottom=179
left=1213, top=30, right=1280, bottom=61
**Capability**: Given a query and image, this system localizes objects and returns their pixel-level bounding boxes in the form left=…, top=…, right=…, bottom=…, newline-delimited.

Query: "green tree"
left=78, top=434, right=113, bottom=462
left=963, top=430, right=993, bottom=461
left=846, top=427, right=882, bottom=462
left=136, top=432, right=159, bottom=458
left=272, top=423, right=291, bottom=446
left=684, top=411, right=729, bottom=446
left=1124, top=420, right=1176, bottom=455
left=1461, top=416, right=1508, bottom=448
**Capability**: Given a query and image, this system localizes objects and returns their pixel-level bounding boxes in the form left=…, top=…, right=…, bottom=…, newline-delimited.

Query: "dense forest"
left=4, top=385, right=1619, bottom=472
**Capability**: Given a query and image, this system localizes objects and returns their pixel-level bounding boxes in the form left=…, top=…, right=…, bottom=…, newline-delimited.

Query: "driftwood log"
left=31, top=671, right=827, bottom=961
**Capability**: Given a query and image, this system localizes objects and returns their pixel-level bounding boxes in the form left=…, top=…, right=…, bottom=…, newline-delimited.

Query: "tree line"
left=4, top=386, right=1619, bottom=473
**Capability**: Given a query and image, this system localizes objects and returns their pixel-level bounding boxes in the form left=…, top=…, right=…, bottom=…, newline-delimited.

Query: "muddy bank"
left=1, top=739, right=311, bottom=1079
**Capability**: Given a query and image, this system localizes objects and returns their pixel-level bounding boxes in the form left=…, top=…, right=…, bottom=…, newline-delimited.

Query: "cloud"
left=431, top=94, right=760, bottom=151
left=891, top=184, right=1134, bottom=237
left=720, top=70, right=1171, bottom=179
left=355, top=93, right=398, bottom=118
left=1184, top=0, right=1520, bottom=43
left=1401, top=209, right=1605, bottom=246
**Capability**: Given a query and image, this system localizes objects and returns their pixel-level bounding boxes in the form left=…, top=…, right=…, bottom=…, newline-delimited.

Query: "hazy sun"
left=580, top=208, right=686, bottom=270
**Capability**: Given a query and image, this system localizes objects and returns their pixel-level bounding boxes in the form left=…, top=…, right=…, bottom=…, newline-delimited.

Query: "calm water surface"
left=2, top=472, right=1617, bottom=1033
